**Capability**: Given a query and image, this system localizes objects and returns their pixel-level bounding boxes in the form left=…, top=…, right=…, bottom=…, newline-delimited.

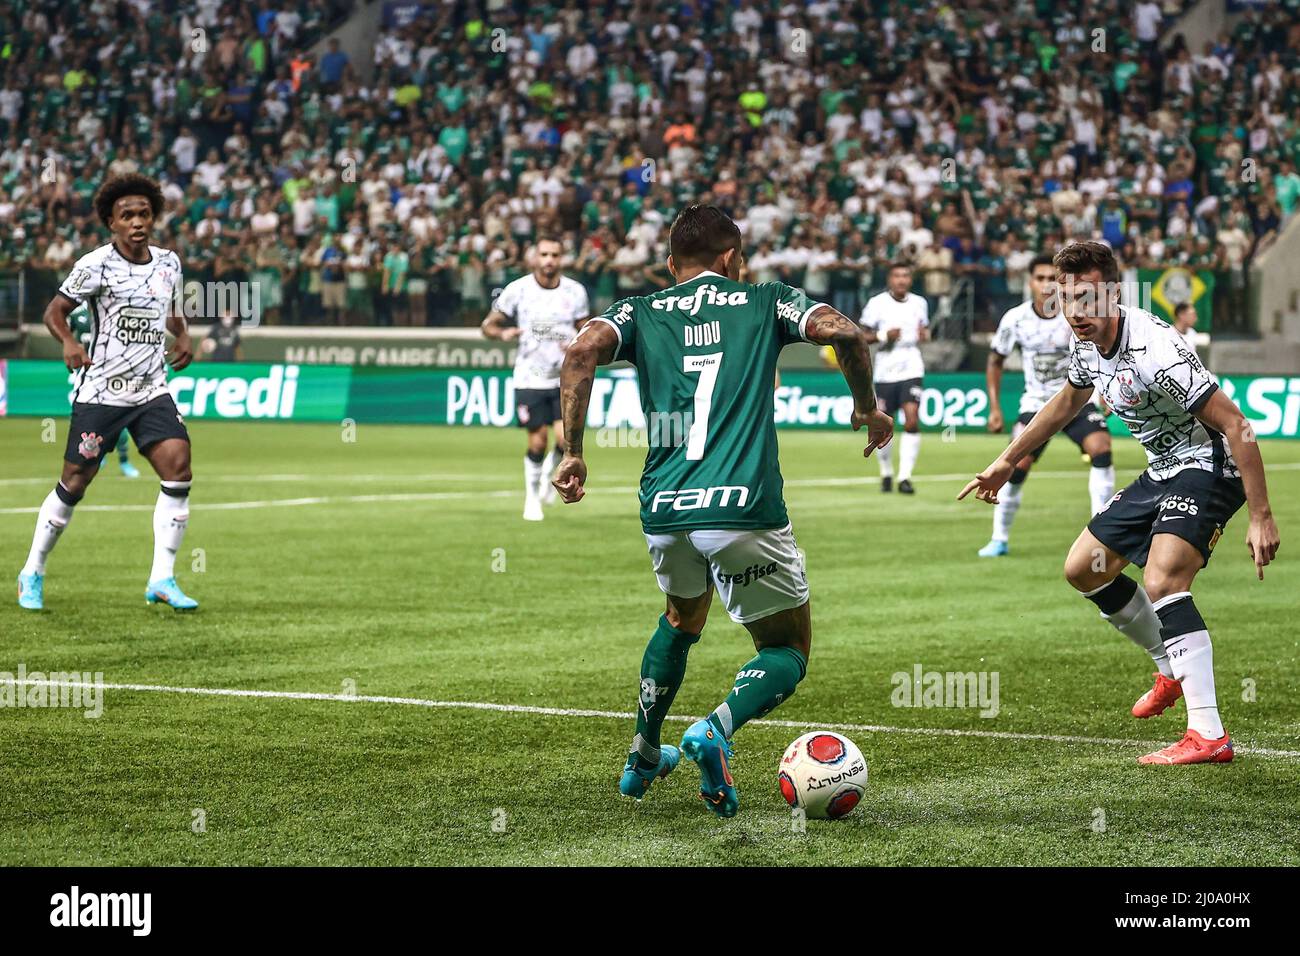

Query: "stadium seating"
left=0, top=0, right=1295, bottom=332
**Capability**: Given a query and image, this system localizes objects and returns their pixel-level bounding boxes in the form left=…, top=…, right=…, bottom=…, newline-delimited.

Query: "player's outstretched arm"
left=959, top=382, right=1092, bottom=504
left=44, top=294, right=89, bottom=371
left=1195, top=389, right=1280, bottom=579
left=552, top=320, right=619, bottom=504
left=804, top=305, right=893, bottom=457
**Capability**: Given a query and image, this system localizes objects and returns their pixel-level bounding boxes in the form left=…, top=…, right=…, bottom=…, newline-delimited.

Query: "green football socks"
left=708, top=645, right=807, bottom=739
left=631, top=614, right=701, bottom=766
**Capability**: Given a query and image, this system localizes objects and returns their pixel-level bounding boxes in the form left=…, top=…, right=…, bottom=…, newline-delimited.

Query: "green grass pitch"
left=1, top=417, right=1297, bottom=866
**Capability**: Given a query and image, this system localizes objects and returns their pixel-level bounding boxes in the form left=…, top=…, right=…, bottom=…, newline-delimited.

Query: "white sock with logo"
left=876, top=440, right=894, bottom=478
left=23, top=486, right=77, bottom=576
left=1104, top=585, right=1174, bottom=678
left=898, top=431, right=921, bottom=482
left=1089, top=465, right=1115, bottom=516
left=1155, top=592, right=1223, bottom=739
left=150, top=481, right=191, bottom=583
left=991, top=481, right=1022, bottom=543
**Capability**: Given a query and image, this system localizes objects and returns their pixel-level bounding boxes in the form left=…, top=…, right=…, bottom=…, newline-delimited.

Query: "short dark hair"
left=93, top=173, right=164, bottom=229
left=1174, top=302, right=1195, bottom=317
left=1030, top=253, right=1056, bottom=272
left=668, top=204, right=741, bottom=267
left=1053, top=240, right=1119, bottom=283
left=888, top=260, right=913, bottom=274
left=534, top=234, right=563, bottom=250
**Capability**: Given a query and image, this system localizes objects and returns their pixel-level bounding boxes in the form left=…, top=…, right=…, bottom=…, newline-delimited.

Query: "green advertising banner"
left=4, top=361, right=1299, bottom=439
left=1, top=361, right=351, bottom=421
left=1138, top=267, right=1215, bottom=332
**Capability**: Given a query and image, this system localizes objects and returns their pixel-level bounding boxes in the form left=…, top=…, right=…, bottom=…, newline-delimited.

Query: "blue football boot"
left=619, top=744, right=680, bottom=800
left=146, top=577, right=198, bottom=611
left=17, top=572, right=44, bottom=610
left=680, top=719, right=739, bottom=818
left=978, top=539, right=1009, bottom=558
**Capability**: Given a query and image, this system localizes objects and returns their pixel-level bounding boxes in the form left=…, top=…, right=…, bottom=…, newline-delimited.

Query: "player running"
left=960, top=241, right=1279, bottom=765
left=17, top=173, right=199, bottom=612
left=552, top=205, right=893, bottom=816
left=859, top=262, right=927, bottom=493
left=69, top=301, right=141, bottom=478
left=979, top=254, right=1114, bottom=557
left=481, top=236, right=589, bottom=522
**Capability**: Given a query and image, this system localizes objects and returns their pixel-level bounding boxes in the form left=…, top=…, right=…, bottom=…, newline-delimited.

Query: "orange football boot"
left=1132, top=673, right=1183, bottom=718
left=1138, top=729, right=1234, bottom=765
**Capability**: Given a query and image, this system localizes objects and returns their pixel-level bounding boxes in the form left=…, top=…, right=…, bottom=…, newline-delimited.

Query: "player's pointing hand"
left=958, top=459, right=1014, bottom=505
left=852, top=407, right=894, bottom=459
left=552, top=453, right=587, bottom=504
left=1246, top=513, right=1280, bottom=581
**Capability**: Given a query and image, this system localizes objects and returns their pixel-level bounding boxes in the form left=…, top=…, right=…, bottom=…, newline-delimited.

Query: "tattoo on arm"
left=804, top=305, right=877, bottom=413
left=559, top=321, right=619, bottom=458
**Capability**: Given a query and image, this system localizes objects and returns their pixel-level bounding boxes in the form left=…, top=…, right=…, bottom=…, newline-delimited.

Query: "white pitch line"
left=6, top=679, right=1299, bottom=759
left=4, top=464, right=1300, bottom=516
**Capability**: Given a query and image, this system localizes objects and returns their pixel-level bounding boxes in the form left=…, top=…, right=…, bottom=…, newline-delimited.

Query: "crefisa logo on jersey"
left=651, top=285, right=748, bottom=316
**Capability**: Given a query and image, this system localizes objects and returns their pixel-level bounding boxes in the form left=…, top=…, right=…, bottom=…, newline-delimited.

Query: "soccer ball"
left=778, top=731, right=867, bottom=820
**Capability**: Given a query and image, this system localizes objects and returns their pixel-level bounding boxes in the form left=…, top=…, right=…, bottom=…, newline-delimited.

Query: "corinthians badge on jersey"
left=78, top=432, right=104, bottom=459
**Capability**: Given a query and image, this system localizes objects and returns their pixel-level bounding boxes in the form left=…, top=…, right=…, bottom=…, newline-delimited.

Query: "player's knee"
left=1063, top=552, right=1102, bottom=592
left=665, top=606, right=707, bottom=634
left=59, top=463, right=96, bottom=496
left=1141, top=569, right=1187, bottom=604
left=1090, top=450, right=1112, bottom=469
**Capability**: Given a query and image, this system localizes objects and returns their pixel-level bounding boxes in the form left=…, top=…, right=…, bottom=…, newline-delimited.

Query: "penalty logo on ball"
left=778, top=731, right=867, bottom=820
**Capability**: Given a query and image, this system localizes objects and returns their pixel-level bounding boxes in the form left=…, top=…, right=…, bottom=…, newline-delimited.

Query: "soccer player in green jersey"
left=552, top=205, right=894, bottom=817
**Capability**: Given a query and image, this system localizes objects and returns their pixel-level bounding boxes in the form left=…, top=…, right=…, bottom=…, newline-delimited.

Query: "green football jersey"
left=591, top=271, right=822, bottom=534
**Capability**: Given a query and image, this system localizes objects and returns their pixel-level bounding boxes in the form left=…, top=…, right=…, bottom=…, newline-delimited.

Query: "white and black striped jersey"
left=58, top=243, right=183, bottom=407
left=990, top=300, right=1075, bottom=415
left=494, top=273, right=589, bottom=390
left=1068, top=305, right=1235, bottom=481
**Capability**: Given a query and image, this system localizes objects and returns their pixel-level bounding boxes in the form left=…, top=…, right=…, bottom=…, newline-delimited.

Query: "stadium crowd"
left=0, top=0, right=1297, bottom=331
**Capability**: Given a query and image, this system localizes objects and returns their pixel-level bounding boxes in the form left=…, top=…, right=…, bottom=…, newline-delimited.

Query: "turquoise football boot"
left=680, top=719, right=739, bottom=818
left=978, top=539, right=1009, bottom=558
left=146, top=577, right=198, bottom=611
left=17, top=572, right=44, bottom=610
left=619, top=744, right=680, bottom=800
left=119, top=459, right=141, bottom=479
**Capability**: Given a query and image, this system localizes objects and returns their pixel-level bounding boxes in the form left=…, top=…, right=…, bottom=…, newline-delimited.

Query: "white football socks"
left=991, top=481, right=1023, bottom=543
left=1099, top=583, right=1174, bottom=678
left=1155, top=592, right=1223, bottom=739
left=1089, top=464, right=1115, bottom=516
left=898, top=431, right=921, bottom=482
left=22, top=486, right=76, bottom=576
left=876, top=439, right=894, bottom=478
left=150, top=481, right=191, bottom=583
left=523, top=453, right=545, bottom=504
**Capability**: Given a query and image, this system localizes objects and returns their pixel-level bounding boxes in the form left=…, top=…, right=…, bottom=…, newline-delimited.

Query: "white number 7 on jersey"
left=683, top=352, right=722, bottom=461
